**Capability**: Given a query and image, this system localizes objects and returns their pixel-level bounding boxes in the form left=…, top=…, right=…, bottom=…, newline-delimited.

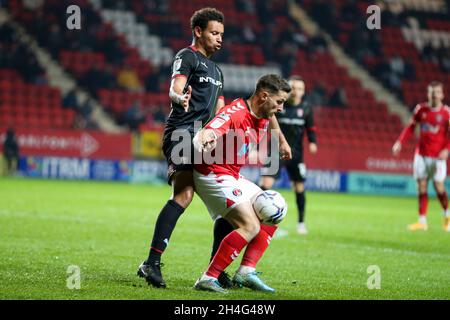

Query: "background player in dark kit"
left=260, top=76, right=317, bottom=235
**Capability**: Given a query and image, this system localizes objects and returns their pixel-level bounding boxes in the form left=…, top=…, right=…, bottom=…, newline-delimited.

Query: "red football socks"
left=241, top=224, right=278, bottom=268
left=206, top=230, right=248, bottom=278
left=419, top=193, right=428, bottom=216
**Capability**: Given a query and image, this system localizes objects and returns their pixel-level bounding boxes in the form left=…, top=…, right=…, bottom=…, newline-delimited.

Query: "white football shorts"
left=413, top=153, right=447, bottom=182
left=193, top=170, right=262, bottom=221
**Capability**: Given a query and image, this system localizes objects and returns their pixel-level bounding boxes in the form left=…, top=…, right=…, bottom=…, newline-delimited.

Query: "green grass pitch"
left=0, top=177, right=449, bottom=300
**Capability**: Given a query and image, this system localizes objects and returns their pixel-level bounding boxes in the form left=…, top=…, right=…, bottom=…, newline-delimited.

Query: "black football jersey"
left=276, top=100, right=317, bottom=158
left=165, top=46, right=224, bottom=136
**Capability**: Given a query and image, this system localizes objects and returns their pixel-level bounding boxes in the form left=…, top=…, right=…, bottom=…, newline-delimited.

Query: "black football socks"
left=210, top=217, right=235, bottom=261
left=147, top=199, right=185, bottom=265
left=296, top=191, right=306, bottom=223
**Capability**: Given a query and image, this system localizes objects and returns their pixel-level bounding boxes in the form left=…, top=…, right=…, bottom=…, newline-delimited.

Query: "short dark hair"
left=256, top=74, right=291, bottom=95
left=288, top=75, right=304, bottom=82
left=428, top=81, right=444, bottom=89
left=190, top=7, right=224, bottom=31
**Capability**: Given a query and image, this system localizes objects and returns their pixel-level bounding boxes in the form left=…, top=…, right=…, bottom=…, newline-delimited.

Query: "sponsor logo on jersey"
left=200, top=62, right=208, bottom=68
left=199, top=76, right=222, bottom=88
left=278, top=118, right=305, bottom=126
left=232, top=188, right=242, bottom=197
left=421, top=123, right=440, bottom=134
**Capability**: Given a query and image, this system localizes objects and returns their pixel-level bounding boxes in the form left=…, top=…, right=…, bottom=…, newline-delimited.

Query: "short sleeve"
left=171, top=50, right=196, bottom=78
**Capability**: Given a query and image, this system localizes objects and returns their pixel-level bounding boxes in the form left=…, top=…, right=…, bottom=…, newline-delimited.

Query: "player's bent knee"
left=172, top=188, right=194, bottom=208
left=260, top=177, right=274, bottom=191
left=294, top=182, right=305, bottom=193
left=242, top=222, right=260, bottom=240
left=418, top=186, right=428, bottom=194
left=229, top=217, right=260, bottom=241
left=434, top=181, right=446, bottom=193
left=417, top=179, right=428, bottom=194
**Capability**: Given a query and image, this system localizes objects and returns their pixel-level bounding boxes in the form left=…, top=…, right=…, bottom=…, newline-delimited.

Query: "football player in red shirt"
left=192, top=74, right=291, bottom=293
left=393, top=81, right=450, bottom=232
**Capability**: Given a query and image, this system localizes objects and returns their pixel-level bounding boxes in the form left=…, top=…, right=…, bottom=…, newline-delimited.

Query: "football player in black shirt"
left=137, top=7, right=292, bottom=289
left=137, top=8, right=227, bottom=288
left=260, top=76, right=317, bottom=235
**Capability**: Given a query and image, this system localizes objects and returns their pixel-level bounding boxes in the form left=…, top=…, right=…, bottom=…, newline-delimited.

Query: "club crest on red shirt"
left=232, top=188, right=242, bottom=197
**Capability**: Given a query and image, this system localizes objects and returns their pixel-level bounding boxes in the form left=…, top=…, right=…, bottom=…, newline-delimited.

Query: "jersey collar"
left=244, top=98, right=261, bottom=119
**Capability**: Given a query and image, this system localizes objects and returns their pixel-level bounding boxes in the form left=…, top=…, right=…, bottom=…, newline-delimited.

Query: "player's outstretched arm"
left=393, top=119, right=416, bottom=155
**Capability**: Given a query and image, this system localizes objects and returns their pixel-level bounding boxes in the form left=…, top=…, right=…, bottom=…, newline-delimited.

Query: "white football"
left=253, top=190, right=287, bottom=225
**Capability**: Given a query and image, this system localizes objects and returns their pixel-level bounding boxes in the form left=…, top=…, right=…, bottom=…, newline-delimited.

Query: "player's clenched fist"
left=193, top=128, right=218, bottom=152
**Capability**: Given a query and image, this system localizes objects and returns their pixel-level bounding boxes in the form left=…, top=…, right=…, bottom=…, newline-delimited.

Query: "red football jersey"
left=399, top=103, right=450, bottom=157
left=194, top=98, right=269, bottom=178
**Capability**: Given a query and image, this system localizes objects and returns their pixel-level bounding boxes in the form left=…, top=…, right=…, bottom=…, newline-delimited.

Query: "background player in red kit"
left=192, top=74, right=291, bottom=293
left=392, top=81, right=450, bottom=232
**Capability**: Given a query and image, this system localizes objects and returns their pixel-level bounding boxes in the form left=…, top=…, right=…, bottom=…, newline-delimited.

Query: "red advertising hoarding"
left=1, top=128, right=447, bottom=174
left=0, top=128, right=132, bottom=160
left=304, top=146, right=414, bottom=174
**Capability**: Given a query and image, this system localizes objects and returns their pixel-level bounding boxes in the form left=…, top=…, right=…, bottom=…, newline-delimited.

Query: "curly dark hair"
left=190, top=7, right=224, bottom=31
